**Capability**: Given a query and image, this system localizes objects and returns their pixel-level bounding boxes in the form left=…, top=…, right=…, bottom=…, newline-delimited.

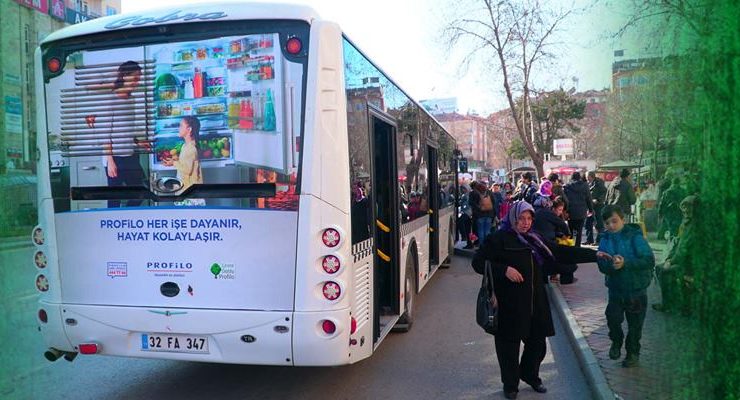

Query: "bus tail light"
left=321, top=228, right=340, bottom=248
left=321, top=320, right=336, bottom=335
left=47, top=58, right=61, bottom=73
left=350, top=317, right=357, bottom=334
left=78, top=343, right=100, bottom=355
left=286, top=37, right=302, bottom=54
left=38, top=309, right=48, bottom=323
left=322, top=282, right=341, bottom=301
left=322, top=255, right=341, bottom=274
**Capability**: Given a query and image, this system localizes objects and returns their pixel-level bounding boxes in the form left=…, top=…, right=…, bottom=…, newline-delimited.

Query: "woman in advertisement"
left=163, top=116, right=203, bottom=189
left=106, top=61, right=146, bottom=207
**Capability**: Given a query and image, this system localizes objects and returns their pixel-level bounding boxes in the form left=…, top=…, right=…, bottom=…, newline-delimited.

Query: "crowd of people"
left=464, top=168, right=686, bottom=399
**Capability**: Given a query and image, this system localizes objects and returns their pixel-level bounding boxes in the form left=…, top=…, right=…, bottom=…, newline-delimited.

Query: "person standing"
left=585, top=170, right=607, bottom=244
left=105, top=61, right=147, bottom=207
left=596, top=205, right=655, bottom=368
left=473, top=201, right=596, bottom=398
left=657, top=177, right=686, bottom=241
left=532, top=197, right=578, bottom=284
left=547, top=173, right=567, bottom=205
left=514, top=172, right=538, bottom=204
left=469, top=181, right=496, bottom=245
left=606, top=168, right=637, bottom=218
left=564, top=172, right=593, bottom=247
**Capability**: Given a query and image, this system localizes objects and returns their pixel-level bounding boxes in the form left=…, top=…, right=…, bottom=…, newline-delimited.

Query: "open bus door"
left=368, top=108, right=401, bottom=344
left=427, top=145, right=439, bottom=267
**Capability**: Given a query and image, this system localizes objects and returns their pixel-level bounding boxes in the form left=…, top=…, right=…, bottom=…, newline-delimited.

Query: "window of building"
left=106, top=6, right=118, bottom=16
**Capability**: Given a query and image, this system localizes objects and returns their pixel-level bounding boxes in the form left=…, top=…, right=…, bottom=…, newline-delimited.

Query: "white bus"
left=33, top=2, right=458, bottom=366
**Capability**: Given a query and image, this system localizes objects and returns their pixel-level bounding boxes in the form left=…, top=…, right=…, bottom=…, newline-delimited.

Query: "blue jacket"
left=597, top=224, right=655, bottom=298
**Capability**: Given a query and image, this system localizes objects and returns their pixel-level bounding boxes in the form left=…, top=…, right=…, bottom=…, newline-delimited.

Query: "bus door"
left=427, top=145, right=440, bottom=267
left=369, top=109, right=401, bottom=343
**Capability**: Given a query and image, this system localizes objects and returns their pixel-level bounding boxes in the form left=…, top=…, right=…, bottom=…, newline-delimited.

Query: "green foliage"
left=506, top=137, right=529, bottom=160
left=526, top=89, right=586, bottom=155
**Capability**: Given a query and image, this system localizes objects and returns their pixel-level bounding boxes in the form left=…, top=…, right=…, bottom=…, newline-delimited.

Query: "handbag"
left=476, top=261, right=498, bottom=335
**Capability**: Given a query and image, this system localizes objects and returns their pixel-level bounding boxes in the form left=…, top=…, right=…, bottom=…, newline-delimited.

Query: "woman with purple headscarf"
left=472, top=201, right=596, bottom=399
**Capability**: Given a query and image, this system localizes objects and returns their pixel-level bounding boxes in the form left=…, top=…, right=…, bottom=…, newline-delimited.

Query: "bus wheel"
left=394, top=256, right=416, bottom=332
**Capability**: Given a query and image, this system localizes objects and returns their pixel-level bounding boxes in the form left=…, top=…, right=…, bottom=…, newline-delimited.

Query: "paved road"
left=3, top=251, right=591, bottom=400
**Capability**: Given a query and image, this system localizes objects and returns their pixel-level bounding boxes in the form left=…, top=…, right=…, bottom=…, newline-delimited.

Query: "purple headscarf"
left=502, top=201, right=554, bottom=266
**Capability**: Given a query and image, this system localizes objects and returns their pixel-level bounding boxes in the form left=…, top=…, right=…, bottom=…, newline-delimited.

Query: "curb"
left=547, top=283, right=616, bottom=400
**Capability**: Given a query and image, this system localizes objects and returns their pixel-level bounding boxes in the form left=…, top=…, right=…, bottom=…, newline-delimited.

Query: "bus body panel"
left=59, top=304, right=293, bottom=365
left=292, top=309, right=352, bottom=366
left=54, top=209, right=297, bottom=310
left=349, top=245, right=373, bottom=362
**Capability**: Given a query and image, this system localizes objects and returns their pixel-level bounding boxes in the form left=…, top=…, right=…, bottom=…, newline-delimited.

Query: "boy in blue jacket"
left=596, top=205, right=655, bottom=367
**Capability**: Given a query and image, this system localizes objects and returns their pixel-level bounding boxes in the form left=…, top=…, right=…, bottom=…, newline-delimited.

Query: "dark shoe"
left=463, top=243, right=474, bottom=249
left=560, top=277, right=579, bottom=285
left=525, top=382, right=547, bottom=393
left=503, top=390, right=518, bottom=399
left=583, top=241, right=594, bottom=246
left=609, top=342, right=622, bottom=360
left=622, top=353, right=639, bottom=368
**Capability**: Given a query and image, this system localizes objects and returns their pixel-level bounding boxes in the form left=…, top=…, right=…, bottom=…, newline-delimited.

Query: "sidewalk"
left=552, top=239, right=698, bottom=400
left=0, top=236, right=32, bottom=252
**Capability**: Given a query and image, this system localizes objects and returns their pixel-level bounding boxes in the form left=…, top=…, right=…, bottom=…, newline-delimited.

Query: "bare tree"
left=444, top=0, right=574, bottom=177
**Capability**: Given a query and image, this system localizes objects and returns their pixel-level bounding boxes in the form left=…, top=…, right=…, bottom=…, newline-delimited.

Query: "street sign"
left=458, top=158, right=468, bottom=173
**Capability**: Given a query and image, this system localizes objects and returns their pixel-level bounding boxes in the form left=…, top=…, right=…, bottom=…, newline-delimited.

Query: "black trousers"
left=656, top=267, right=684, bottom=310
left=568, top=219, right=585, bottom=247
left=584, top=205, right=604, bottom=243
left=494, top=334, right=547, bottom=392
left=457, top=214, right=472, bottom=243
left=106, top=155, right=145, bottom=208
left=606, top=294, right=647, bottom=355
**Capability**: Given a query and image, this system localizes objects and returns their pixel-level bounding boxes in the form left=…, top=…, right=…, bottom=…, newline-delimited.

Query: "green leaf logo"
left=210, top=263, right=222, bottom=278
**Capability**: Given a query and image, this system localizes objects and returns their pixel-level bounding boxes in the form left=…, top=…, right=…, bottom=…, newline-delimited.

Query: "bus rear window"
left=44, top=29, right=305, bottom=212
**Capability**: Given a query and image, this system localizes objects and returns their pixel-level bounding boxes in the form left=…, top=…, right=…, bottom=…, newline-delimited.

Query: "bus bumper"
left=49, top=303, right=293, bottom=365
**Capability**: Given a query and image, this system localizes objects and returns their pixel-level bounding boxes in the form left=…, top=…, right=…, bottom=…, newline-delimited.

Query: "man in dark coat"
left=606, top=168, right=637, bottom=218
left=564, top=172, right=593, bottom=247
left=585, top=170, right=607, bottom=244
left=514, top=172, right=538, bottom=204
left=473, top=201, right=596, bottom=398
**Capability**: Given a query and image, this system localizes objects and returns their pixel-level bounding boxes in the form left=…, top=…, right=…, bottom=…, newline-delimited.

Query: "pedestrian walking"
left=469, top=181, right=497, bottom=245
left=563, top=172, right=593, bottom=247
left=596, top=205, right=655, bottom=368
left=457, top=186, right=475, bottom=249
left=472, top=201, right=596, bottom=398
left=585, top=170, right=607, bottom=244
left=606, top=169, right=637, bottom=218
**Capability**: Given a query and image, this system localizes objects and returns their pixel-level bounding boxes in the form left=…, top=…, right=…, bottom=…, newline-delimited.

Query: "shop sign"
left=14, top=0, right=48, bottom=13
left=4, top=96, right=23, bottom=134
left=66, top=8, right=96, bottom=25
left=49, top=0, right=65, bottom=20
left=553, top=138, right=574, bottom=156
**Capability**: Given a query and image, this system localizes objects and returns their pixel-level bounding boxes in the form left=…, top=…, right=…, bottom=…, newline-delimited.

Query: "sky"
left=120, top=0, right=634, bottom=115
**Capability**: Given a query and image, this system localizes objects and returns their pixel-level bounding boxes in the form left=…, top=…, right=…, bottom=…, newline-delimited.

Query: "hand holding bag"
left=476, top=261, right=498, bottom=335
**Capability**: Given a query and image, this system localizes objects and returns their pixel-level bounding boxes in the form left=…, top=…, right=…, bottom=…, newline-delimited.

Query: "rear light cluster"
left=78, top=343, right=100, bottom=355
left=321, top=320, right=336, bottom=335
left=319, top=228, right=344, bottom=302
left=33, top=226, right=50, bottom=323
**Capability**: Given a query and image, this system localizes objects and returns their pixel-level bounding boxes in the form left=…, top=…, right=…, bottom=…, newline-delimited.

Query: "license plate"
left=141, top=333, right=209, bottom=354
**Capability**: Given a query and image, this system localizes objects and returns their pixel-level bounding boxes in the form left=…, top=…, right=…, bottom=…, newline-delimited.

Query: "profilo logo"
left=104, top=11, right=228, bottom=30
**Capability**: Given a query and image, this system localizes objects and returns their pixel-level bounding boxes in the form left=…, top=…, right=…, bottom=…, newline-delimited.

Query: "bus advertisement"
left=33, top=2, right=457, bottom=367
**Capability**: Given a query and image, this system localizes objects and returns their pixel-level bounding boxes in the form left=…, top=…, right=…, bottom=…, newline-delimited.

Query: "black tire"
left=394, top=255, right=416, bottom=332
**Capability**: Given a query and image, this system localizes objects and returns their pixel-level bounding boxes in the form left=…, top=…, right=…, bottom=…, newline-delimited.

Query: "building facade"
left=435, top=112, right=494, bottom=170
left=0, top=0, right=120, bottom=175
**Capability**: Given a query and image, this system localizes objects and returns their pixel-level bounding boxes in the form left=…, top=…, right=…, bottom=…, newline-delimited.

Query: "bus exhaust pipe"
left=44, top=348, right=64, bottom=362
left=63, top=352, right=78, bottom=362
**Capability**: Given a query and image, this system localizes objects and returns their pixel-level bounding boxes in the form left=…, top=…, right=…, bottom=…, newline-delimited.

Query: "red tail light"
left=47, top=58, right=61, bottom=73
left=322, top=255, right=341, bottom=274
left=286, top=37, right=302, bottom=54
left=321, top=320, right=336, bottom=335
left=38, top=309, right=48, bottom=323
left=78, top=343, right=99, bottom=355
left=322, top=281, right=341, bottom=301
left=321, top=228, right=340, bottom=248
left=350, top=317, right=357, bottom=334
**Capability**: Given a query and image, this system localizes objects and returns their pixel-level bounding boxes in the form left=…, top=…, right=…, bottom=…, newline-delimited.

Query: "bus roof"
left=41, top=1, right=320, bottom=45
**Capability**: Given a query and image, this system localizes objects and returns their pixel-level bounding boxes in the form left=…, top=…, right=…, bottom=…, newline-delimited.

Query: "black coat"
left=472, top=229, right=597, bottom=340
left=589, top=177, right=607, bottom=207
left=533, top=208, right=571, bottom=243
left=564, top=180, right=593, bottom=220
left=606, top=177, right=637, bottom=215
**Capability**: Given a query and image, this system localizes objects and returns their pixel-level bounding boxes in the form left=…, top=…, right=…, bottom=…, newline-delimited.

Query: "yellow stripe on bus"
left=376, top=220, right=390, bottom=233
left=377, top=249, right=391, bottom=262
